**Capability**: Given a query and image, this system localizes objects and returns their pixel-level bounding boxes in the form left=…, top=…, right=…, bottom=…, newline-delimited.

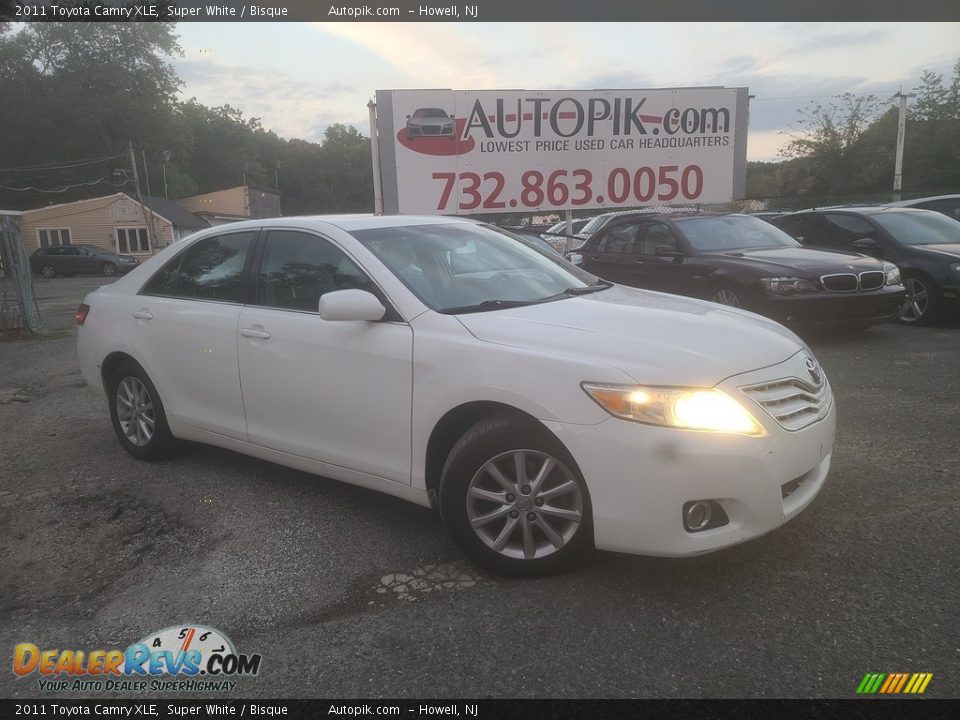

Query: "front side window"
left=142, top=232, right=254, bottom=303
left=636, top=223, right=680, bottom=254
left=351, top=223, right=602, bottom=313
left=256, top=230, right=377, bottom=312
left=116, top=227, right=150, bottom=254
left=597, top=224, right=639, bottom=254
left=38, top=228, right=71, bottom=248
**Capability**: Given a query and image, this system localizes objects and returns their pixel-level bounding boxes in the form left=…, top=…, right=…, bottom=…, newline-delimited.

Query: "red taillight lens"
left=75, top=303, right=90, bottom=326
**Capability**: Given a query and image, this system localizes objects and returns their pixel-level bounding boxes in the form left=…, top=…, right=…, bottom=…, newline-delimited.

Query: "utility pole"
left=893, top=89, right=915, bottom=201
left=161, top=150, right=171, bottom=199
left=127, top=141, right=153, bottom=252
left=141, top=150, right=160, bottom=249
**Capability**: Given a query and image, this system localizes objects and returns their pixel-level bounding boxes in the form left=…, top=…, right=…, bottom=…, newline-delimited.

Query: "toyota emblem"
left=804, top=357, right=822, bottom=385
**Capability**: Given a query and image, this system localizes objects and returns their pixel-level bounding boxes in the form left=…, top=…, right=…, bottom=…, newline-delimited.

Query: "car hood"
left=911, top=243, right=960, bottom=260
left=455, top=285, right=804, bottom=387
left=708, top=246, right=880, bottom=274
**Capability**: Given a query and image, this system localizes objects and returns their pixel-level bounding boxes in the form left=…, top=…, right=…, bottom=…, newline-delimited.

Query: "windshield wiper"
left=562, top=281, right=612, bottom=295
left=440, top=282, right=612, bottom=315
left=439, top=299, right=542, bottom=314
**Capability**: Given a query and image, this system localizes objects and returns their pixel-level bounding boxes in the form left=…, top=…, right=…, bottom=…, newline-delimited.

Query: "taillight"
left=75, top=303, right=90, bottom=326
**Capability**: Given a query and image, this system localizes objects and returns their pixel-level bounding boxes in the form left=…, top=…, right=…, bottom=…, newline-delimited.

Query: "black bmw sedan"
left=772, top=207, right=960, bottom=324
left=574, top=213, right=906, bottom=329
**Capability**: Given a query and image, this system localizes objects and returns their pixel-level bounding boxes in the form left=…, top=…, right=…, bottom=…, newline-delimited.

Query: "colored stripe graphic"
left=857, top=672, right=932, bottom=694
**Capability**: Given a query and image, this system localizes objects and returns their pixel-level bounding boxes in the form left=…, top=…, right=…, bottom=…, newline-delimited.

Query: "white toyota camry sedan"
left=77, top=215, right=836, bottom=576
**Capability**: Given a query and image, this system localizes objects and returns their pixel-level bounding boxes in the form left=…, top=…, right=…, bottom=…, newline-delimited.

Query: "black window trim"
left=248, top=226, right=405, bottom=323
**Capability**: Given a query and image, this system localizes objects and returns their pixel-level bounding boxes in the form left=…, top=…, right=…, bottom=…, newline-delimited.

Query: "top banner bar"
left=3, top=0, right=960, bottom=22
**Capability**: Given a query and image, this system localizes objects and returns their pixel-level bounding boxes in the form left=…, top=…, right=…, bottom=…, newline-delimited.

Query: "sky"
left=174, top=22, right=960, bottom=162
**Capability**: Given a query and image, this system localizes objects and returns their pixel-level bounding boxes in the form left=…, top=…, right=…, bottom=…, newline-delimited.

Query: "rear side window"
left=142, top=232, right=255, bottom=303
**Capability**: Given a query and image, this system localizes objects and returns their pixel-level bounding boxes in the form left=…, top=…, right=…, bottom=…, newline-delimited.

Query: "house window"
left=115, top=227, right=150, bottom=254
left=38, top=228, right=71, bottom=248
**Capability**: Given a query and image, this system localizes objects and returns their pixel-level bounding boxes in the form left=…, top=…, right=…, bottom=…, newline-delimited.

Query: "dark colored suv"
left=772, top=207, right=960, bottom=324
left=30, top=245, right=140, bottom=278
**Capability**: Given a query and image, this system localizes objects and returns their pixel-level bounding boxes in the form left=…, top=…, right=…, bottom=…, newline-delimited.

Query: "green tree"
left=913, top=70, right=949, bottom=121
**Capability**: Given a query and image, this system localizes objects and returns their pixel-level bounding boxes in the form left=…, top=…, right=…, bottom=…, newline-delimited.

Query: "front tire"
left=40, top=264, right=57, bottom=278
left=439, top=413, right=593, bottom=577
left=106, top=361, right=175, bottom=460
left=102, top=262, right=118, bottom=277
left=711, top=283, right=746, bottom=309
left=898, top=274, right=939, bottom=325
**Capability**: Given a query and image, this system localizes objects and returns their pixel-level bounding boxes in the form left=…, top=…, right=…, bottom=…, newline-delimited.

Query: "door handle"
left=132, top=310, right=153, bottom=320
left=240, top=328, right=271, bottom=340
left=632, top=259, right=645, bottom=264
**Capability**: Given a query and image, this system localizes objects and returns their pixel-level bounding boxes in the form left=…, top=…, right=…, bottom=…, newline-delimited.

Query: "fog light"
left=683, top=501, right=713, bottom=532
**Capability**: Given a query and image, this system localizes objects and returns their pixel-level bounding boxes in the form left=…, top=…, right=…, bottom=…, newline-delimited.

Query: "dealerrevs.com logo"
left=13, top=625, right=261, bottom=693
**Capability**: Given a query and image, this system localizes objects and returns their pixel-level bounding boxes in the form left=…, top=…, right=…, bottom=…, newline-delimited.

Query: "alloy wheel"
left=713, top=288, right=741, bottom=307
left=899, top=277, right=929, bottom=323
left=40, top=265, right=56, bottom=278
left=466, top=449, right=583, bottom=560
left=115, top=376, right=155, bottom=447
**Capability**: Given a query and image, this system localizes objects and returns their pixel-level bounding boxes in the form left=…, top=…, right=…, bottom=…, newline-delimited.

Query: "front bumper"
left=545, top=353, right=836, bottom=556
left=756, top=286, right=905, bottom=326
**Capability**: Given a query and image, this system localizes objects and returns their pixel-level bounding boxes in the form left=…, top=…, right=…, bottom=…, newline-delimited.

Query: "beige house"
left=17, top=193, right=209, bottom=258
left=178, top=185, right=282, bottom=227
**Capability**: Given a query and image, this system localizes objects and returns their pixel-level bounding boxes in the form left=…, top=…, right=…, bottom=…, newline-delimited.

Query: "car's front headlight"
left=882, top=262, right=902, bottom=286
left=760, top=277, right=817, bottom=295
left=582, top=383, right=765, bottom=436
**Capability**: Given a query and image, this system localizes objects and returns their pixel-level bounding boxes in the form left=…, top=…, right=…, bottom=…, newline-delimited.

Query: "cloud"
left=311, top=23, right=499, bottom=88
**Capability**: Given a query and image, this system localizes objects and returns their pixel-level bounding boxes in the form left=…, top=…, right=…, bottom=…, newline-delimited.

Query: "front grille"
left=859, top=271, right=884, bottom=290
left=422, top=125, right=442, bottom=135
left=740, top=376, right=832, bottom=431
left=821, top=273, right=858, bottom=292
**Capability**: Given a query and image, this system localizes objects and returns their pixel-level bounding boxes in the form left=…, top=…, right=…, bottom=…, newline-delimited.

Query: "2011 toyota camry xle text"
left=76, top=216, right=836, bottom=576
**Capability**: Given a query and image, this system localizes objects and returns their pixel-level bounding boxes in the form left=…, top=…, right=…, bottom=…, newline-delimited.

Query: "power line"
left=0, top=178, right=127, bottom=193
left=0, top=154, right=125, bottom=174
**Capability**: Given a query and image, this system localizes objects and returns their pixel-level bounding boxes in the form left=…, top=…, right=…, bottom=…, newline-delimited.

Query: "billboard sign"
left=374, top=87, right=749, bottom=215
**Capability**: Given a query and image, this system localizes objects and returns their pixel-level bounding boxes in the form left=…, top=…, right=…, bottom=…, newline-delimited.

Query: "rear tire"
left=102, top=262, right=118, bottom=277
left=106, top=361, right=175, bottom=461
left=439, top=413, right=594, bottom=577
left=40, top=264, right=57, bottom=278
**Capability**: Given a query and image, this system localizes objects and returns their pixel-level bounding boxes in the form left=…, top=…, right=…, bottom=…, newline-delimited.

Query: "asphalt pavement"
left=1, top=276, right=958, bottom=698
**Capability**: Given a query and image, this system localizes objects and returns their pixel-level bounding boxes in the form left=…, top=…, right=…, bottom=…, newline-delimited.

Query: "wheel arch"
left=425, top=401, right=557, bottom=507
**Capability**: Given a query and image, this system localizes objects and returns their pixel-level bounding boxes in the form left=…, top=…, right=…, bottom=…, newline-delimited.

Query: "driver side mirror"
left=318, top=290, right=385, bottom=322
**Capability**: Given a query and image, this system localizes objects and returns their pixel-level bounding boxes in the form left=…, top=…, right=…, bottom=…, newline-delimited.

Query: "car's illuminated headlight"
left=882, top=262, right=902, bottom=286
left=582, top=383, right=765, bottom=436
left=760, top=277, right=817, bottom=295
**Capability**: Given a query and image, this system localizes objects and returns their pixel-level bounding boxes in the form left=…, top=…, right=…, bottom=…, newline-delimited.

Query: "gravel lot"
left=1, top=276, right=958, bottom=699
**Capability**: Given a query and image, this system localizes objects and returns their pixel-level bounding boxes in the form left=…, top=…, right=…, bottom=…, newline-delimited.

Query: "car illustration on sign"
left=405, top=108, right=456, bottom=140
left=76, top=215, right=836, bottom=577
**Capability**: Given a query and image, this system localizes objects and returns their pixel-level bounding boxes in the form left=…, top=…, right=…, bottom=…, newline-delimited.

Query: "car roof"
left=889, top=194, right=960, bottom=206
left=186, top=214, right=479, bottom=235
left=780, top=206, right=938, bottom=216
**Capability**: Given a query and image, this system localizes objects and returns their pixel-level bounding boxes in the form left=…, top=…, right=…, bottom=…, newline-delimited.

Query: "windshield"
left=350, top=223, right=603, bottom=313
left=676, top=215, right=800, bottom=252
left=871, top=210, right=960, bottom=245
